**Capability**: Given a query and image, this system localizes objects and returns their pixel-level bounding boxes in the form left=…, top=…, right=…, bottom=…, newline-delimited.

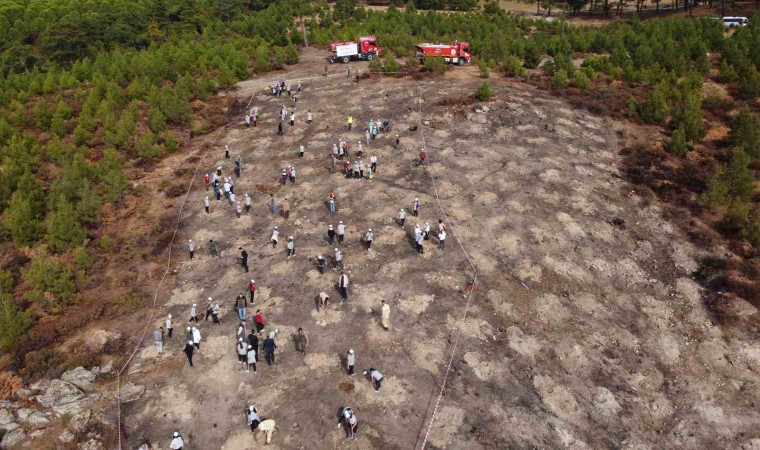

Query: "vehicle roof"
left=416, top=42, right=468, bottom=48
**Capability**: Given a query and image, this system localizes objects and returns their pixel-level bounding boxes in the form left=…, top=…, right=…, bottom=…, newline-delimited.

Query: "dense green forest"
left=0, top=0, right=758, bottom=373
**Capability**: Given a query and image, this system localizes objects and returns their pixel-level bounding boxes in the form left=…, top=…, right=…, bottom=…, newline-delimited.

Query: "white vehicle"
left=722, top=16, right=748, bottom=27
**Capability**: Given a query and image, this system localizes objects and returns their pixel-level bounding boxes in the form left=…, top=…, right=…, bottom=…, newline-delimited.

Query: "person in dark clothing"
left=263, top=336, right=276, bottom=366
left=183, top=340, right=194, bottom=367
left=327, top=224, right=335, bottom=244
left=247, top=331, right=260, bottom=362
left=240, top=248, right=249, bottom=273
left=277, top=121, right=283, bottom=136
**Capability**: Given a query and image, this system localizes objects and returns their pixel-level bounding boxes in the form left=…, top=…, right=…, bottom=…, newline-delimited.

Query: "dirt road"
left=120, top=48, right=760, bottom=449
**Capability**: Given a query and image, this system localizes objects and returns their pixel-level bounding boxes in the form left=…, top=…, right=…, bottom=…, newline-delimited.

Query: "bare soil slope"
left=120, top=49, right=760, bottom=449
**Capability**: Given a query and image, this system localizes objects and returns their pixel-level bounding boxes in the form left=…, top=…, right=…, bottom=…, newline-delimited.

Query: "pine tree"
left=4, top=172, right=46, bottom=247
left=673, top=93, right=704, bottom=143
left=76, top=181, right=101, bottom=225
left=638, top=88, right=668, bottom=125
left=99, top=148, right=129, bottom=203
left=148, top=106, right=167, bottom=133
left=22, top=250, right=78, bottom=307
left=46, top=195, right=87, bottom=252
left=0, top=294, right=33, bottom=350
left=730, top=108, right=760, bottom=160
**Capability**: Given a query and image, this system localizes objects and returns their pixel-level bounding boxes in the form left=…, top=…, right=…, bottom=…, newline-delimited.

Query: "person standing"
left=370, top=154, right=377, bottom=173
left=381, top=300, right=390, bottom=330
left=188, top=239, right=195, bottom=259
left=209, top=240, right=218, bottom=257
left=263, top=334, right=277, bottom=366
left=286, top=236, right=295, bottom=258
left=248, top=279, right=256, bottom=303
left=204, top=196, right=210, bottom=214
left=334, top=248, right=343, bottom=270
left=289, top=111, right=295, bottom=126
left=255, top=310, right=265, bottom=333
left=247, top=345, right=257, bottom=373
left=394, top=134, right=400, bottom=151
left=237, top=338, right=248, bottom=365
left=339, top=272, right=349, bottom=300
left=413, top=198, right=420, bottom=217
left=183, top=340, right=194, bottom=367
left=317, top=254, right=326, bottom=275
left=299, top=143, right=305, bottom=158
left=337, top=221, right=346, bottom=243
left=398, top=209, right=406, bottom=227
left=327, top=224, right=335, bottom=244
left=416, top=232, right=424, bottom=254
left=295, top=328, right=309, bottom=355
left=154, top=327, right=164, bottom=354
left=247, top=329, right=259, bottom=360
left=240, top=247, right=249, bottom=273
left=423, top=222, right=430, bottom=241
left=289, top=167, right=296, bottom=184
left=365, top=229, right=373, bottom=250
left=186, top=326, right=193, bottom=342
left=192, top=326, right=201, bottom=350
left=169, top=432, right=184, bottom=450
left=365, top=128, right=370, bottom=145
left=204, top=174, right=210, bottom=191
left=306, top=110, right=313, bottom=124
left=236, top=293, right=247, bottom=321
left=237, top=321, right=247, bottom=342
left=419, top=149, right=427, bottom=165
left=347, top=115, right=353, bottom=130
left=245, top=194, right=251, bottom=213
left=212, top=302, right=221, bottom=325
left=235, top=202, right=242, bottom=219
left=346, top=349, right=355, bottom=376
left=189, top=304, right=198, bottom=323
left=205, top=298, right=214, bottom=322
left=268, top=194, right=276, bottom=214
left=166, top=314, right=173, bottom=338
left=438, top=229, right=446, bottom=249
left=283, top=198, right=290, bottom=219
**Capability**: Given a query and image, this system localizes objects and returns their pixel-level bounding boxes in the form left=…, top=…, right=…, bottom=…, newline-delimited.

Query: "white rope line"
left=115, top=90, right=258, bottom=450
left=389, top=71, right=480, bottom=450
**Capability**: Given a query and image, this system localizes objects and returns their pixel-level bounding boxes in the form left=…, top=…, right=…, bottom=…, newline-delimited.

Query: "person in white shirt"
left=438, top=229, right=446, bottom=250
left=337, top=221, right=346, bottom=243
left=192, top=327, right=201, bottom=350
left=246, top=405, right=260, bottom=431
left=169, top=431, right=184, bottom=449
left=365, top=229, right=373, bottom=250
left=367, top=368, right=384, bottom=391
left=257, top=419, right=276, bottom=443
left=271, top=226, right=279, bottom=247
left=247, top=346, right=257, bottom=373
left=346, top=349, right=355, bottom=375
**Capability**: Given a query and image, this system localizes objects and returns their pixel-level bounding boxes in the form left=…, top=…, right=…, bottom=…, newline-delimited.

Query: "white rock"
left=62, top=367, right=96, bottom=390
left=0, top=407, right=12, bottom=425
left=69, top=410, right=94, bottom=433
left=1, top=428, right=27, bottom=447
left=470, top=114, right=487, bottom=124
left=119, top=383, right=145, bottom=403
left=481, top=105, right=490, bottom=112
left=0, top=421, right=19, bottom=432
left=16, top=408, right=51, bottom=427
left=30, top=429, right=46, bottom=438
left=59, top=430, right=76, bottom=443
left=29, top=379, right=50, bottom=392
left=36, top=380, right=84, bottom=409
left=78, top=438, right=104, bottom=450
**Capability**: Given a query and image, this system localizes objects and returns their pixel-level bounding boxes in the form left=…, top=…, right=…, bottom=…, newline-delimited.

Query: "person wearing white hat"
left=423, top=222, right=431, bottom=241
left=185, top=326, right=192, bottom=342
left=412, top=198, right=420, bottom=217
left=192, top=327, right=201, bottom=350
left=337, top=221, right=346, bottom=243
left=248, top=279, right=256, bottom=303
left=334, top=248, right=343, bottom=270
left=225, top=144, right=230, bottom=159
left=246, top=405, right=260, bottom=431
left=166, top=314, right=173, bottom=338
left=346, top=349, right=355, bottom=375
left=287, top=236, right=295, bottom=258
left=204, top=196, right=210, bottom=214
left=244, top=193, right=251, bottom=213
left=339, top=271, right=349, bottom=300
left=205, top=297, right=214, bottom=322
left=189, top=303, right=197, bottom=323
left=169, top=431, right=184, bottom=449
left=327, top=224, right=335, bottom=244
left=398, top=209, right=406, bottom=227
left=365, top=229, right=373, bottom=250
left=317, top=254, right=326, bottom=275
left=337, top=407, right=357, bottom=439
left=370, top=154, right=377, bottom=173
left=237, top=338, right=247, bottom=365
left=183, top=340, right=194, bottom=367
left=188, top=239, right=195, bottom=259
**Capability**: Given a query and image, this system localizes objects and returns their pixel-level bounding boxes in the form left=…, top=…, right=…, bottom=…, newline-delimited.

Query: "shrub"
left=478, top=61, right=490, bottom=78
left=0, top=294, right=33, bottom=350
left=730, top=108, right=760, bottom=159
left=22, top=250, right=78, bottom=307
left=368, top=58, right=384, bottom=73
left=573, top=71, right=590, bottom=90
left=99, top=234, right=114, bottom=253
left=638, top=89, right=668, bottom=125
left=524, top=45, right=541, bottom=69
left=737, top=64, right=760, bottom=101
left=503, top=56, right=524, bottom=77
left=423, top=57, right=447, bottom=74
left=33, top=100, right=53, bottom=131
left=626, top=98, right=638, bottom=118
left=667, top=126, right=688, bottom=156
left=46, top=195, right=86, bottom=252
left=384, top=55, right=401, bottom=73
left=717, top=59, right=738, bottom=83
left=164, top=131, right=179, bottom=154
left=672, top=93, right=704, bottom=143
left=551, top=69, right=568, bottom=89
left=474, top=82, right=492, bottom=101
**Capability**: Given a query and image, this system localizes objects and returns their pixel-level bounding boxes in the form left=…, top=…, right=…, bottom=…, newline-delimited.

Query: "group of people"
left=156, top=71, right=452, bottom=448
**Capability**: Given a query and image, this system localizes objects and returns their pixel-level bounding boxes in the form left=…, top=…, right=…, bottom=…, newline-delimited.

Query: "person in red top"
left=419, top=150, right=427, bottom=165
left=248, top=279, right=256, bottom=303
left=255, top=310, right=264, bottom=333
left=204, top=174, right=210, bottom=191
left=329, top=192, right=336, bottom=201
left=343, top=161, right=350, bottom=174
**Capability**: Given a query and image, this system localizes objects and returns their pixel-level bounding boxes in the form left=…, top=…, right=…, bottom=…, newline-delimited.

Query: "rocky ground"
left=4, top=48, right=760, bottom=450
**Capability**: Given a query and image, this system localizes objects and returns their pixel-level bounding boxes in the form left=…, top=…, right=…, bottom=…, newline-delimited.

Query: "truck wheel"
left=458, top=57, right=466, bottom=66
left=342, top=56, right=349, bottom=63
left=366, top=53, right=374, bottom=61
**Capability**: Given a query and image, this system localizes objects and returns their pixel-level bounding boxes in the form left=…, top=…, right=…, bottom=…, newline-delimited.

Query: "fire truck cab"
left=415, top=41, right=471, bottom=65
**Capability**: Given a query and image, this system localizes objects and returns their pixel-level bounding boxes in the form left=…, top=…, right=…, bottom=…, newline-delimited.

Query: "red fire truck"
left=329, top=36, right=382, bottom=63
left=415, top=41, right=471, bottom=65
